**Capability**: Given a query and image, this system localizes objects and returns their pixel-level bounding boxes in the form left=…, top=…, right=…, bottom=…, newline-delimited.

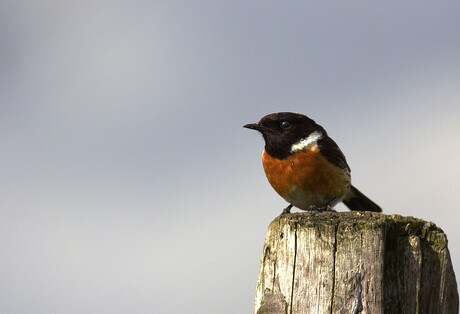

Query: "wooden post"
left=254, top=212, right=458, bottom=314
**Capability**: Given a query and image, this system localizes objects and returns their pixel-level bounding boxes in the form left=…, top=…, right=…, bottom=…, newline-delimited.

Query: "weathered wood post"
left=254, top=212, right=458, bottom=314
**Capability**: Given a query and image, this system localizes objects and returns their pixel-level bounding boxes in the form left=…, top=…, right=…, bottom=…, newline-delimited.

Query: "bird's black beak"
left=243, top=123, right=267, bottom=132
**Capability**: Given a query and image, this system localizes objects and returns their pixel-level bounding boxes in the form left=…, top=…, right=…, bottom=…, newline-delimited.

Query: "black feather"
left=317, top=136, right=350, bottom=172
left=343, top=185, right=382, bottom=212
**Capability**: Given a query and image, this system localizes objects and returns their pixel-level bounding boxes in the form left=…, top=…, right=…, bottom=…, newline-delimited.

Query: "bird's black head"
left=244, top=112, right=327, bottom=159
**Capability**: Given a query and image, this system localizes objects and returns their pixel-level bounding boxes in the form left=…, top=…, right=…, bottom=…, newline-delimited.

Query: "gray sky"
left=1, top=1, right=460, bottom=313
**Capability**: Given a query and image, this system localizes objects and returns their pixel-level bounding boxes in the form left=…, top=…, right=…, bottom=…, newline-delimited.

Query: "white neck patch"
left=290, top=131, right=323, bottom=153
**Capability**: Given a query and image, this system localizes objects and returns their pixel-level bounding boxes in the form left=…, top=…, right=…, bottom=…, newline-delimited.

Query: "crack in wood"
left=289, top=222, right=298, bottom=314
left=352, top=272, right=364, bottom=314
left=330, top=221, right=338, bottom=314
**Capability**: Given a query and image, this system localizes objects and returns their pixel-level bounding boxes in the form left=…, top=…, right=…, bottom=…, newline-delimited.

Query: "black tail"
left=342, top=185, right=382, bottom=212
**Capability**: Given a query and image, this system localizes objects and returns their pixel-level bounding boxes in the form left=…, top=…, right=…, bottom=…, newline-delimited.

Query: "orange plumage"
left=262, top=147, right=350, bottom=210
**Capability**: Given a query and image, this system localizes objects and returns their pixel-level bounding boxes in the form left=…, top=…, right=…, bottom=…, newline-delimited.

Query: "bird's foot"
left=308, top=204, right=334, bottom=212
left=281, top=204, right=293, bottom=215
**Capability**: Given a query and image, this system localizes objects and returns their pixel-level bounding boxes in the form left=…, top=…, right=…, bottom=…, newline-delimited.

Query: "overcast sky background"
left=1, top=1, right=460, bottom=313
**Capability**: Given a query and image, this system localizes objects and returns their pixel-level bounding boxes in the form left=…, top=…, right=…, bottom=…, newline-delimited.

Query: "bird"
left=244, top=112, right=381, bottom=214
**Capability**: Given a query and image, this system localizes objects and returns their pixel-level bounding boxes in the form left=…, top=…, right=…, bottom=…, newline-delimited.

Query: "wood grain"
left=254, top=212, right=458, bottom=314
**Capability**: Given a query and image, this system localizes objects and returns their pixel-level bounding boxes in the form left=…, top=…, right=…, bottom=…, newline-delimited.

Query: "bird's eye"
left=280, top=121, right=292, bottom=129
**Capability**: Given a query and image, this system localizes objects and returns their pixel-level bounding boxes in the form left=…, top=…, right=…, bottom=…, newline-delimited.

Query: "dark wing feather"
left=343, top=185, right=382, bottom=212
left=317, top=136, right=350, bottom=172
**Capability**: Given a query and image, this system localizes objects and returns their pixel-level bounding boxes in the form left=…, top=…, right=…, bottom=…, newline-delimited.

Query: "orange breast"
left=262, top=147, right=350, bottom=203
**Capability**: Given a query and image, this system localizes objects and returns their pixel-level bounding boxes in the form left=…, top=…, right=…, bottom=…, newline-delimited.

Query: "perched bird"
left=244, top=112, right=381, bottom=214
